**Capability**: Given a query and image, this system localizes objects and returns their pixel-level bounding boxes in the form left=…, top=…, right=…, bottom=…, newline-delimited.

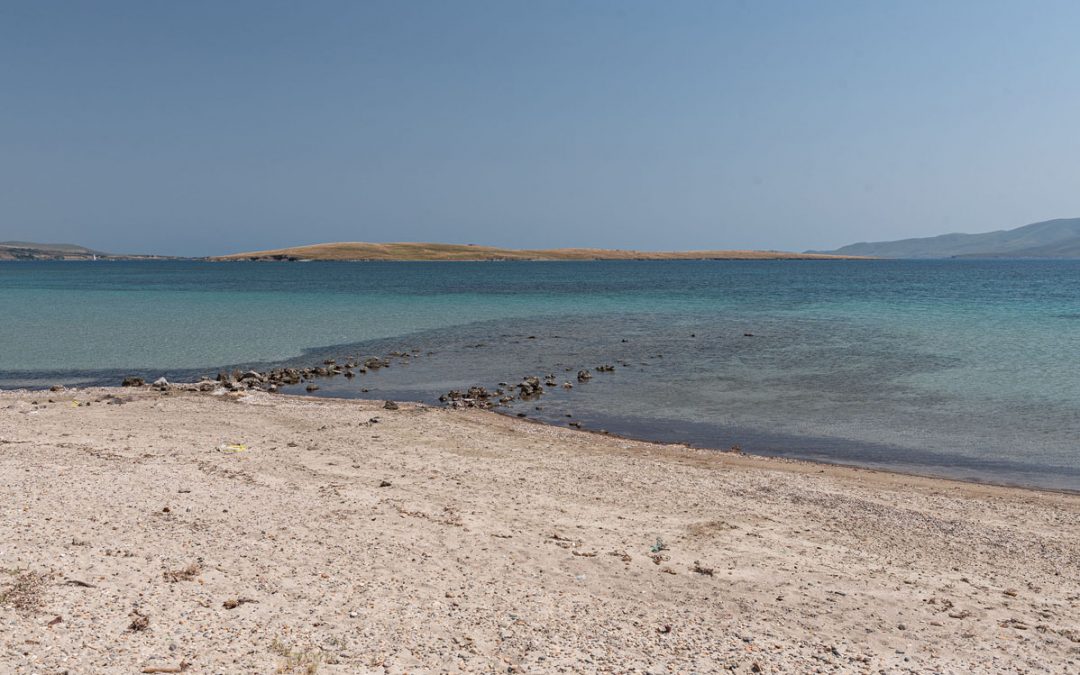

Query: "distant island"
left=811, top=217, right=1080, bottom=258
left=0, top=241, right=171, bottom=261
left=213, top=242, right=862, bottom=262
left=14, top=217, right=1080, bottom=261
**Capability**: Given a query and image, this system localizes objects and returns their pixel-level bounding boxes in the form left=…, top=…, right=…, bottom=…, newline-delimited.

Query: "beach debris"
left=383, top=400, right=400, bottom=410
left=218, top=443, right=248, bottom=453
left=121, top=376, right=145, bottom=387
left=64, top=578, right=97, bottom=588
left=47, top=615, right=63, bottom=628
left=1000, top=618, right=1030, bottom=630
left=650, top=538, right=669, bottom=553
left=223, top=597, right=258, bottom=609
left=378, top=480, right=392, bottom=488
left=270, top=639, right=325, bottom=672
left=691, top=560, right=715, bottom=576
left=141, top=663, right=190, bottom=674
left=608, top=550, right=633, bottom=563
left=128, top=608, right=150, bottom=632
left=152, top=377, right=170, bottom=390
left=546, top=532, right=577, bottom=549
left=0, top=570, right=52, bottom=612
left=163, top=563, right=202, bottom=583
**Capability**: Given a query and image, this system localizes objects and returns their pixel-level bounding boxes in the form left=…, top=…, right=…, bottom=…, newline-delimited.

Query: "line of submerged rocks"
left=437, top=364, right=616, bottom=410
left=118, top=351, right=618, bottom=412
left=119, top=355, right=398, bottom=394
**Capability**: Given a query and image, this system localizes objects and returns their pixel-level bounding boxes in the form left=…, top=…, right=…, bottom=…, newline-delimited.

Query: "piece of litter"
left=217, top=443, right=248, bottom=453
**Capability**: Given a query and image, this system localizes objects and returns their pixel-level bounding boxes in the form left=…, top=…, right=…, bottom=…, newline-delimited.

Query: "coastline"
left=489, top=406, right=1080, bottom=497
left=4, top=362, right=1078, bottom=494
left=2, top=386, right=1078, bottom=672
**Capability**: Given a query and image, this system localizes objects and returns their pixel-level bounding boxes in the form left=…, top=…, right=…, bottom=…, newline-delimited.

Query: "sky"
left=2, top=1, right=1079, bottom=257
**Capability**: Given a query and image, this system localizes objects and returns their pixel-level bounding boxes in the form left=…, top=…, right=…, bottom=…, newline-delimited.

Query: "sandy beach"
left=1, top=387, right=1077, bottom=673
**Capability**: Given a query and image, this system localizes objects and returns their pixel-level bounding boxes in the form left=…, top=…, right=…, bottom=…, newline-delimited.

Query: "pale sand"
left=1, top=388, right=1077, bottom=674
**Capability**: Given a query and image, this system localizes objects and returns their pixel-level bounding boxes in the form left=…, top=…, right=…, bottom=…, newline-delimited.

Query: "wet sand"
left=1, top=387, right=1078, bottom=673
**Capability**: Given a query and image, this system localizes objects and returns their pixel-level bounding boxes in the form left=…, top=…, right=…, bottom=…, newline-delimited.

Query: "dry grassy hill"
left=214, top=242, right=864, bottom=261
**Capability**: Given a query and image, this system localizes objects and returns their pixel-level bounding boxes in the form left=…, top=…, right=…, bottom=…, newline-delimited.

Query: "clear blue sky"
left=2, top=1, right=1078, bottom=256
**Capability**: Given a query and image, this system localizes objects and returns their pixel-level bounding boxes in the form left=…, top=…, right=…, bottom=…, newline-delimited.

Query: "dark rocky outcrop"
left=439, top=386, right=496, bottom=409
left=518, top=376, right=543, bottom=398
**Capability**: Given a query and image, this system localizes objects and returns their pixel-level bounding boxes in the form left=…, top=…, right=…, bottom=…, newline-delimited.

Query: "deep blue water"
left=2, top=259, right=1078, bottom=490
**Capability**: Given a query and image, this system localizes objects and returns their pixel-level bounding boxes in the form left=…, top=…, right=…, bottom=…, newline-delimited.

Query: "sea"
left=1, top=259, right=1078, bottom=491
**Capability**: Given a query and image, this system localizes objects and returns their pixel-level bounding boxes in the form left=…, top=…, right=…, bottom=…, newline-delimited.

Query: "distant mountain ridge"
left=810, top=218, right=1080, bottom=258
left=0, top=241, right=106, bottom=260
left=0, top=241, right=169, bottom=260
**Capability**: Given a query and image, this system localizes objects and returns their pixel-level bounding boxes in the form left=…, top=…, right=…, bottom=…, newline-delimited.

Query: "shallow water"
left=2, top=259, right=1078, bottom=489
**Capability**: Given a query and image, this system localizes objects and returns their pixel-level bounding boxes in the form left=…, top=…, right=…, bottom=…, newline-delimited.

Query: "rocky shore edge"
left=105, top=350, right=624, bottom=419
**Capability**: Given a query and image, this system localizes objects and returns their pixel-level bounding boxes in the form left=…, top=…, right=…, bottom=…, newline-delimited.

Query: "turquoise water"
left=2, top=259, right=1078, bottom=490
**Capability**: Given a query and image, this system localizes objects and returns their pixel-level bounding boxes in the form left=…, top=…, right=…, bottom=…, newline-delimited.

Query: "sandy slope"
left=1, top=388, right=1077, bottom=673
